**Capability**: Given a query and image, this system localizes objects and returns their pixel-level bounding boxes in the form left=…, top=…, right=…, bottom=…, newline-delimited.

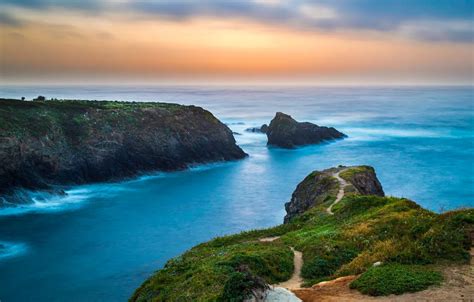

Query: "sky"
left=0, top=0, right=473, bottom=85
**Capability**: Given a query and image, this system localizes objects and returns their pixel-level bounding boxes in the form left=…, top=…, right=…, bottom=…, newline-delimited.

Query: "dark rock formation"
left=284, top=166, right=384, bottom=223
left=0, top=99, right=246, bottom=199
left=266, top=112, right=345, bottom=148
left=245, top=124, right=268, bottom=134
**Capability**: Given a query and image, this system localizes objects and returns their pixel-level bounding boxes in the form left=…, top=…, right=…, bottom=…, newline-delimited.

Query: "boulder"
left=245, top=124, right=268, bottom=134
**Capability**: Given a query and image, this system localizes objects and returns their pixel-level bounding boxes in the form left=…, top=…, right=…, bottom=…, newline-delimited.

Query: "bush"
left=218, top=265, right=269, bottom=302
left=302, top=246, right=357, bottom=280
left=350, top=264, right=443, bottom=296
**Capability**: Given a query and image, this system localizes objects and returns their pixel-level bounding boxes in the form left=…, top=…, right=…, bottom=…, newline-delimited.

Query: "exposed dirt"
left=292, top=249, right=474, bottom=302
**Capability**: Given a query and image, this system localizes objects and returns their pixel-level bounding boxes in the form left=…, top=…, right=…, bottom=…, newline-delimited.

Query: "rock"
left=245, top=124, right=268, bottom=134
left=263, top=287, right=302, bottom=302
left=0, top=98, right=247, bottom=199
left=284, top=166, right=384, bottom=223
left=284, top=167, right=340, bottom=223
left=266, top=112, right=345, bottom=148
left=340, top=166, right=384, bottom=197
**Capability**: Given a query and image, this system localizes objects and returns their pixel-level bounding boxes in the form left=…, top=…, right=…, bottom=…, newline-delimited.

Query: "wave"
left=0, top=188, right=93, bottom=216
left=344, top=127, right=471, bottom=141
left=0, top=241, right=28, bottom=260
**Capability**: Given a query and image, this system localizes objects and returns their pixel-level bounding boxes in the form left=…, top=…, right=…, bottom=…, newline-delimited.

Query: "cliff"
left=131, top=166, right=473, bottom=302
left=266, top=112, right=346, bottom=148
left=0, top=98, right=246, bottom=198
left=284, top=165, right=384, bottom=223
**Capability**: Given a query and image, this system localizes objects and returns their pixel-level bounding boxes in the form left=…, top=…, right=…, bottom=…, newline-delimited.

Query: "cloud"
left=1, top=0, right=473, bottom=42
left=0, top=0, right=101, bottom=10
left=0, top=11, right=23, bottom=26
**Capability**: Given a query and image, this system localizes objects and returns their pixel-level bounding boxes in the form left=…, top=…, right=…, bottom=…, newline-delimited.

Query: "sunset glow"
left=1, top=1, right=473, bottom=84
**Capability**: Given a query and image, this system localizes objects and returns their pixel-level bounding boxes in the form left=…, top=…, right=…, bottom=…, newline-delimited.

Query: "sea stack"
left=266, top=112, right=346, bottom=148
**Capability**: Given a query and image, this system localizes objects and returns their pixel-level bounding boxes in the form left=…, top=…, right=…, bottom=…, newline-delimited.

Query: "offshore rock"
left=266, top=112, right=345, bottom=149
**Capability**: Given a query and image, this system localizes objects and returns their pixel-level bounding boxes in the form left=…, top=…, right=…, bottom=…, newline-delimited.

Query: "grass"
left=350, top=264, right=443, bottom=296
left=131, top=169, right=473, bottom=301
left=339, top=165, right=373, bottom=181
left=131, top=239, right=294, bottom=302
left=0, top=98, right=186, bottom=138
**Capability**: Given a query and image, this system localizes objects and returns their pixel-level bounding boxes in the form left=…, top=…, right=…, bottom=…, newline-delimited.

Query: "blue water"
left=0, top=85, right=473, bottom=301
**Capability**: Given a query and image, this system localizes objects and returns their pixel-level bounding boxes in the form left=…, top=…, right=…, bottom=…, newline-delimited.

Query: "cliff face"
left=0, top=99, right=246, bottom=197
left=284, top=166, right=384, bottom=223
left=266, top=112, right=345, bottom=149
left=284, top=168, right=339, bottom=223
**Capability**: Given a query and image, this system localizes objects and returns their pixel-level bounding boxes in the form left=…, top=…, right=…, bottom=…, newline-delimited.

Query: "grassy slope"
left=0, top=98, right=184, bottom=138
left=131, top=170, right=473, bottom=301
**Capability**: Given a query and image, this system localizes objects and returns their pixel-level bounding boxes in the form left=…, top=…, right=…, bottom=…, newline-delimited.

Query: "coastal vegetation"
left=132, top=166, right=473, bottom=301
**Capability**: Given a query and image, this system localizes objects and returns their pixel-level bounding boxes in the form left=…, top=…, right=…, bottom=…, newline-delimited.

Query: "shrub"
left=350, top=264, right=443, bottom=296
left=302, top=246, right=358, bottom=280
left=218, top=265, right=269, bottom=302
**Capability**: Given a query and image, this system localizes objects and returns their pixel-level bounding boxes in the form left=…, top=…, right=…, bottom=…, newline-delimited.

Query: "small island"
left=132, top=165, right=473, bottom=301
left=0, top=98, right=246, bottom=202
left=266, top=112, right=346, bottom=149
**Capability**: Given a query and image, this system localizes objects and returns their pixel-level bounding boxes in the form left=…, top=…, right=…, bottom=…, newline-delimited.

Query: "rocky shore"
left=0, top=98, right=246, bottom=202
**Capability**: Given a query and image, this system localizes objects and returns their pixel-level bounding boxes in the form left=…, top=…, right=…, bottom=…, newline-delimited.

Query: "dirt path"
left=277, top=247, right=303, bottom=289
left=259, top=237, right=303, bottom=290
left=258, top=169, right=347, bottom=291
left=327, top=170, right=348, bottom=215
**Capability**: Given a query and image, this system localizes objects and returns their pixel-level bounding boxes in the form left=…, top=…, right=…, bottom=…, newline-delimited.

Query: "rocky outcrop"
left=0, top=99, right=246, bottom=200
left=266, top=113, right=345, bottom=149
left=245, top=124, right=268, bottom=134
left=339, top=166, right=384, bottom=197
left=284, top=166, right=384, bottom=223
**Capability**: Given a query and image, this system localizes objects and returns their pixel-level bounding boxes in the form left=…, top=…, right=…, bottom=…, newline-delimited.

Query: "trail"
left=258, top=169, right=348, bottom=292
left=259, top=236, right=303, bottom=290
left=327, top=170, right=348, bottom=215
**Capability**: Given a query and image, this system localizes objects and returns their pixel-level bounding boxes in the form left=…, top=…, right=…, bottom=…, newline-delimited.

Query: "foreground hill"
left=131, top=166, right=473, bottom=301
left=0, top=98, right=246, bottom=200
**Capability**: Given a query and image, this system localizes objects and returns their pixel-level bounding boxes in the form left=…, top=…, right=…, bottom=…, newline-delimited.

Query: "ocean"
left=0, top=85, right=473, bottom=301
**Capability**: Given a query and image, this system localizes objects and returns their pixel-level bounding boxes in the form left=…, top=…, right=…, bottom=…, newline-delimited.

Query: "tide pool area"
left=0, top=85, right=472, bottom=301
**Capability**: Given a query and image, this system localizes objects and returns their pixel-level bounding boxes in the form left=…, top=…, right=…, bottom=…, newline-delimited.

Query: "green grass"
left=349, top=264, right=443, bottom=296
left=339, top=166, right=374, bottom=181
left=131, top=239, right=293, bottom=302
left=0, top=98, right=185, bottom=138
